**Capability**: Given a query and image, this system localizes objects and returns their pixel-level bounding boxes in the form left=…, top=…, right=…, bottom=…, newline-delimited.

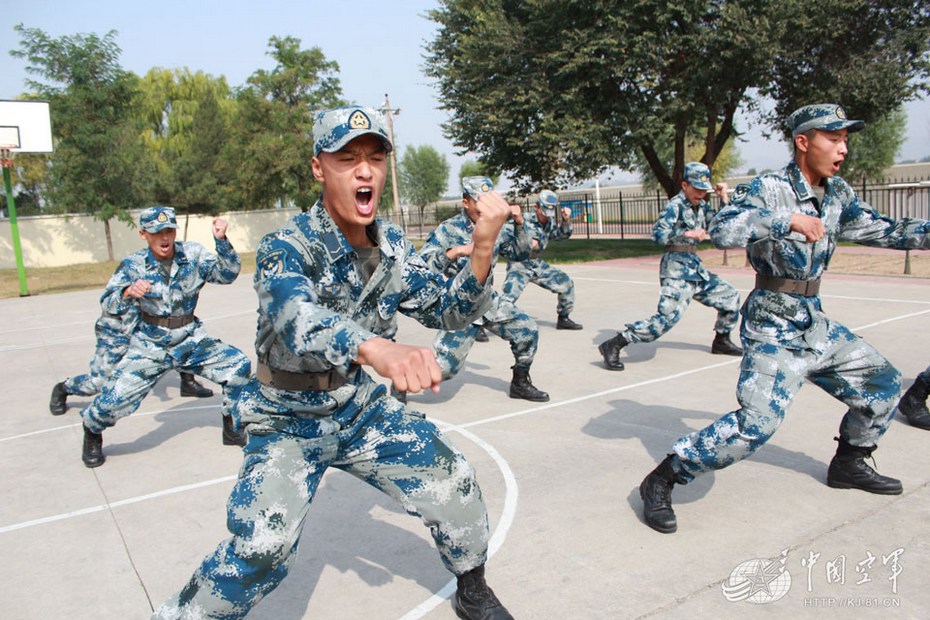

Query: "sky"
left=2, top=0, right=929, bottom=195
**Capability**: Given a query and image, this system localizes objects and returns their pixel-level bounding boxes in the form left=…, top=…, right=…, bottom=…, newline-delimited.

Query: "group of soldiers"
left=45, top=102, right=930, bottom=619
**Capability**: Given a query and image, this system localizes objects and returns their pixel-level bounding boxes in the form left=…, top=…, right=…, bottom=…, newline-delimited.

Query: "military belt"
left=754, top=275, right=821, bottom=297
left=256, top=362, right=348, bottom=392
left=141, top=312, right=196, bottom=329
left=665, top=244, right=696, bottom=254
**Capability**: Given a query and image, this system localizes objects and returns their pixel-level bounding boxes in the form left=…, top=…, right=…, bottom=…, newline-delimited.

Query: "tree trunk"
left=104, top=219, right=114, bottom=261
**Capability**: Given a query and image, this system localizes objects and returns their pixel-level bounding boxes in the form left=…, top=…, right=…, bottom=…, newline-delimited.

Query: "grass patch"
left=1, top=252, right=258, bottom=299
left=542, top=238, right=666, bottom=263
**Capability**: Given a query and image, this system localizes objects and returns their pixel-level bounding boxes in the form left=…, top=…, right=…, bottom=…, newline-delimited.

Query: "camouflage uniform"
left=620, top=190, right=740, bottom=344
left=153, top=204, right=496, bottom=618
left=501, top=207, right=577, bottom=319
left=670, top=159, right=930, bottom=481
left=420, top=209, right=535, bottom=379
left=63, top=309, right=137, bottom=396
left=80, top=234, right=250, bottom=434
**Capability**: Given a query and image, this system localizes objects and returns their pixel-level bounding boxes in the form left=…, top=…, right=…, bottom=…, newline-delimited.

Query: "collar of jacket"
left=303, top=201, right=399, bottom=263
left=786, top=160, right=837, bottom=204
left=144, top=242, right=187, bottom=270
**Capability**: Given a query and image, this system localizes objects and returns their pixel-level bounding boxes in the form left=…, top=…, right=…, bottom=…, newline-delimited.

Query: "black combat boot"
left=639, top=454, right=683, bottom=533
left=711, top=331, right=742, bottom=356
left=827, top=438, right=902, bottom=495
left=556, top=315, right=583, bottom=330
left=509, top=366, right=549, bottom=402
left=180, top=372, right=214, bottom=397
left=222, top=416, right=247, bottom=447
left=82, top=425, right=105, bottom=468
left=597, top=333, right=628, bottom=370
left=897, top=377, right=930, bottom=430
left=474, top=326, right=490, bottom=343
left=50, top=382, right=68, bottom=416
left=453, top=564, right=514, bottom=620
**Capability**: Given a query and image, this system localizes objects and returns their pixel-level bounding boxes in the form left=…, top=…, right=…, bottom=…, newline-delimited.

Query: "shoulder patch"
left=731, top=184, right=750, bottom=204
left=258, top=248, right=286, bottom=279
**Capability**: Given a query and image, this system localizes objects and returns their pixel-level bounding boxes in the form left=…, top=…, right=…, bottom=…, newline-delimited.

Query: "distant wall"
left=0, top=207, right=300, bottom=269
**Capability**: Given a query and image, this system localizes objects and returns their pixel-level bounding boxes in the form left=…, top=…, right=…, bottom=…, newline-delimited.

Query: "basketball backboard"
left=0, top=100, right=53, bottom=153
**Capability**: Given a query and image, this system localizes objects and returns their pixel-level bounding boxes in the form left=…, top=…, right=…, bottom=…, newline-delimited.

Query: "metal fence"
left=396, top=177, right=930, bottom=240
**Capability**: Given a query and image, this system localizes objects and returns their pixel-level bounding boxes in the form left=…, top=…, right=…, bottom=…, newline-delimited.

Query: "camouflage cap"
left=683, top=162, right=713, bottom=191
left=788, top=104, right=864, bottom=138
left=312, top=106, right=393, bottom=156
left=536, top=189, right=559, bottom=212
left=139, top=206, right=177, bottom=233
left=462, top=176, right=494, bottom=199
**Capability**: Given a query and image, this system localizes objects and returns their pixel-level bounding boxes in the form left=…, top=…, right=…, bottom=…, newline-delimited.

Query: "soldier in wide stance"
left=502, top=189, right=583, bottom=331
left=153, top=107, right=514, bottom=619
left=598, top=162, right=741, bottom=371
left=638, top=104, right=930, bottom=534
left=78, top=206, right=251, bottom=467
left=420, top=176, right=550, bottom=402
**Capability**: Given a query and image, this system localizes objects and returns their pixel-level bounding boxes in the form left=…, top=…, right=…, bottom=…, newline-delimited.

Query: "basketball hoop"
left=0, top=147, right=12, bottom=169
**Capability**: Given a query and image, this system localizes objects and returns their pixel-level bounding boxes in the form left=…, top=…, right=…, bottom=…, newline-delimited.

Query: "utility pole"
left=380, top=94, right=403, bottom=228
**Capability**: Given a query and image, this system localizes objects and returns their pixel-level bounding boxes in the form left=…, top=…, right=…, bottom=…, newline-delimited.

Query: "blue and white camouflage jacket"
left=100, top=238, right=240, bottom=345
left=419, top=210, right=532, bottom=277
left=710, top=161, right=930, bottom=349
left=253, top=203, right=493, bottom=374
left=652, top=191, right=719, bottom=281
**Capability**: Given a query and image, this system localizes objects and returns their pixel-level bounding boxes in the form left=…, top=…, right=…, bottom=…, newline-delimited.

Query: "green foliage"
left=11, top=25, right=148, bottom=233
left=425, top=0, right=930, bottom=196
left=458, top=158, right=500, bottom=188
left=843, top=107, right=908, bottom=183
left=138, top=68, right=234, bottom=213
left=229, top=36, right=345, bottom=211
left=400, top=144, right=450, bottom=208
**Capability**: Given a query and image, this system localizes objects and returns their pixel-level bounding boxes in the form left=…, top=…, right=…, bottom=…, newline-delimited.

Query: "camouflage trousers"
left=81, top=331, right=251, bottom=433
left=434, top=298, right=539, bottom=379
left=152, top=377, right=490, bottom=619
left=64, top=335, right=130, bottom=396
left=622, top=274, right=739, bottom=343
left=672, top=319, right=901, bottom=481
left=502, top=258, right=575, bottom=318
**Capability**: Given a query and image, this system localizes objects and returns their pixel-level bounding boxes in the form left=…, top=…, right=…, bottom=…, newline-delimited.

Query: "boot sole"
left=509, top=393, right=550, bottom=402
left=181, top=390, right=214, bottom=397
left=826, top=479, right=903, bottom=495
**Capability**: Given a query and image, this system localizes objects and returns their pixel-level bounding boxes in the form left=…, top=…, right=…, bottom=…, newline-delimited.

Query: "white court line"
left=0, top=403, right=219, bottom=444
left=574, top=275, right=930, bottom=305
left=397, top=422, right=520, bottom=620
left=0, top=310, right=254, bottom=351
left=0, top=476, right=237, bottom=535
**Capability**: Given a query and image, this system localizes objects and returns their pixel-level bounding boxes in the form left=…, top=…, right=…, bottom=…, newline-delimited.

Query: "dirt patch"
left=700, top=248, right=930, bottom=279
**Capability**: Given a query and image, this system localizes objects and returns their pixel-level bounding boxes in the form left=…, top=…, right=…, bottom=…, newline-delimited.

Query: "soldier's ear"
left=311, top=155, right=325, bottom=183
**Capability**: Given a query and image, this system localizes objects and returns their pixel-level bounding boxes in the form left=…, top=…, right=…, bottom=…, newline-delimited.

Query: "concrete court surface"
left=2, top=252, right=930, bottom=620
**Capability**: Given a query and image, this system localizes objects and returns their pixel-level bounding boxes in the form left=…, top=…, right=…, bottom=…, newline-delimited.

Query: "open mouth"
left=356, top=187, right=374, bottom=215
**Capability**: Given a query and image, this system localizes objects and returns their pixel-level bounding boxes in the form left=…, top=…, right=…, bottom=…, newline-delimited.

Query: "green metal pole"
left=2, top=164, right=30, bottom=296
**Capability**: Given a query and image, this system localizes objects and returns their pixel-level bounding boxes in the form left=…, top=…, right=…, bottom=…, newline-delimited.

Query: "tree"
left=137, top=68, right=235, bottom=216
left=228, top=36, right=345, bottom=211
left=425, top=0, right=930, bottom=197
left=843, top=107, right=908, bottom=184
left=636, top=126, right=744, bottom=194
left=11, top=25, right=149, bottom=259
left=400, top=145, right=450, bottom=231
